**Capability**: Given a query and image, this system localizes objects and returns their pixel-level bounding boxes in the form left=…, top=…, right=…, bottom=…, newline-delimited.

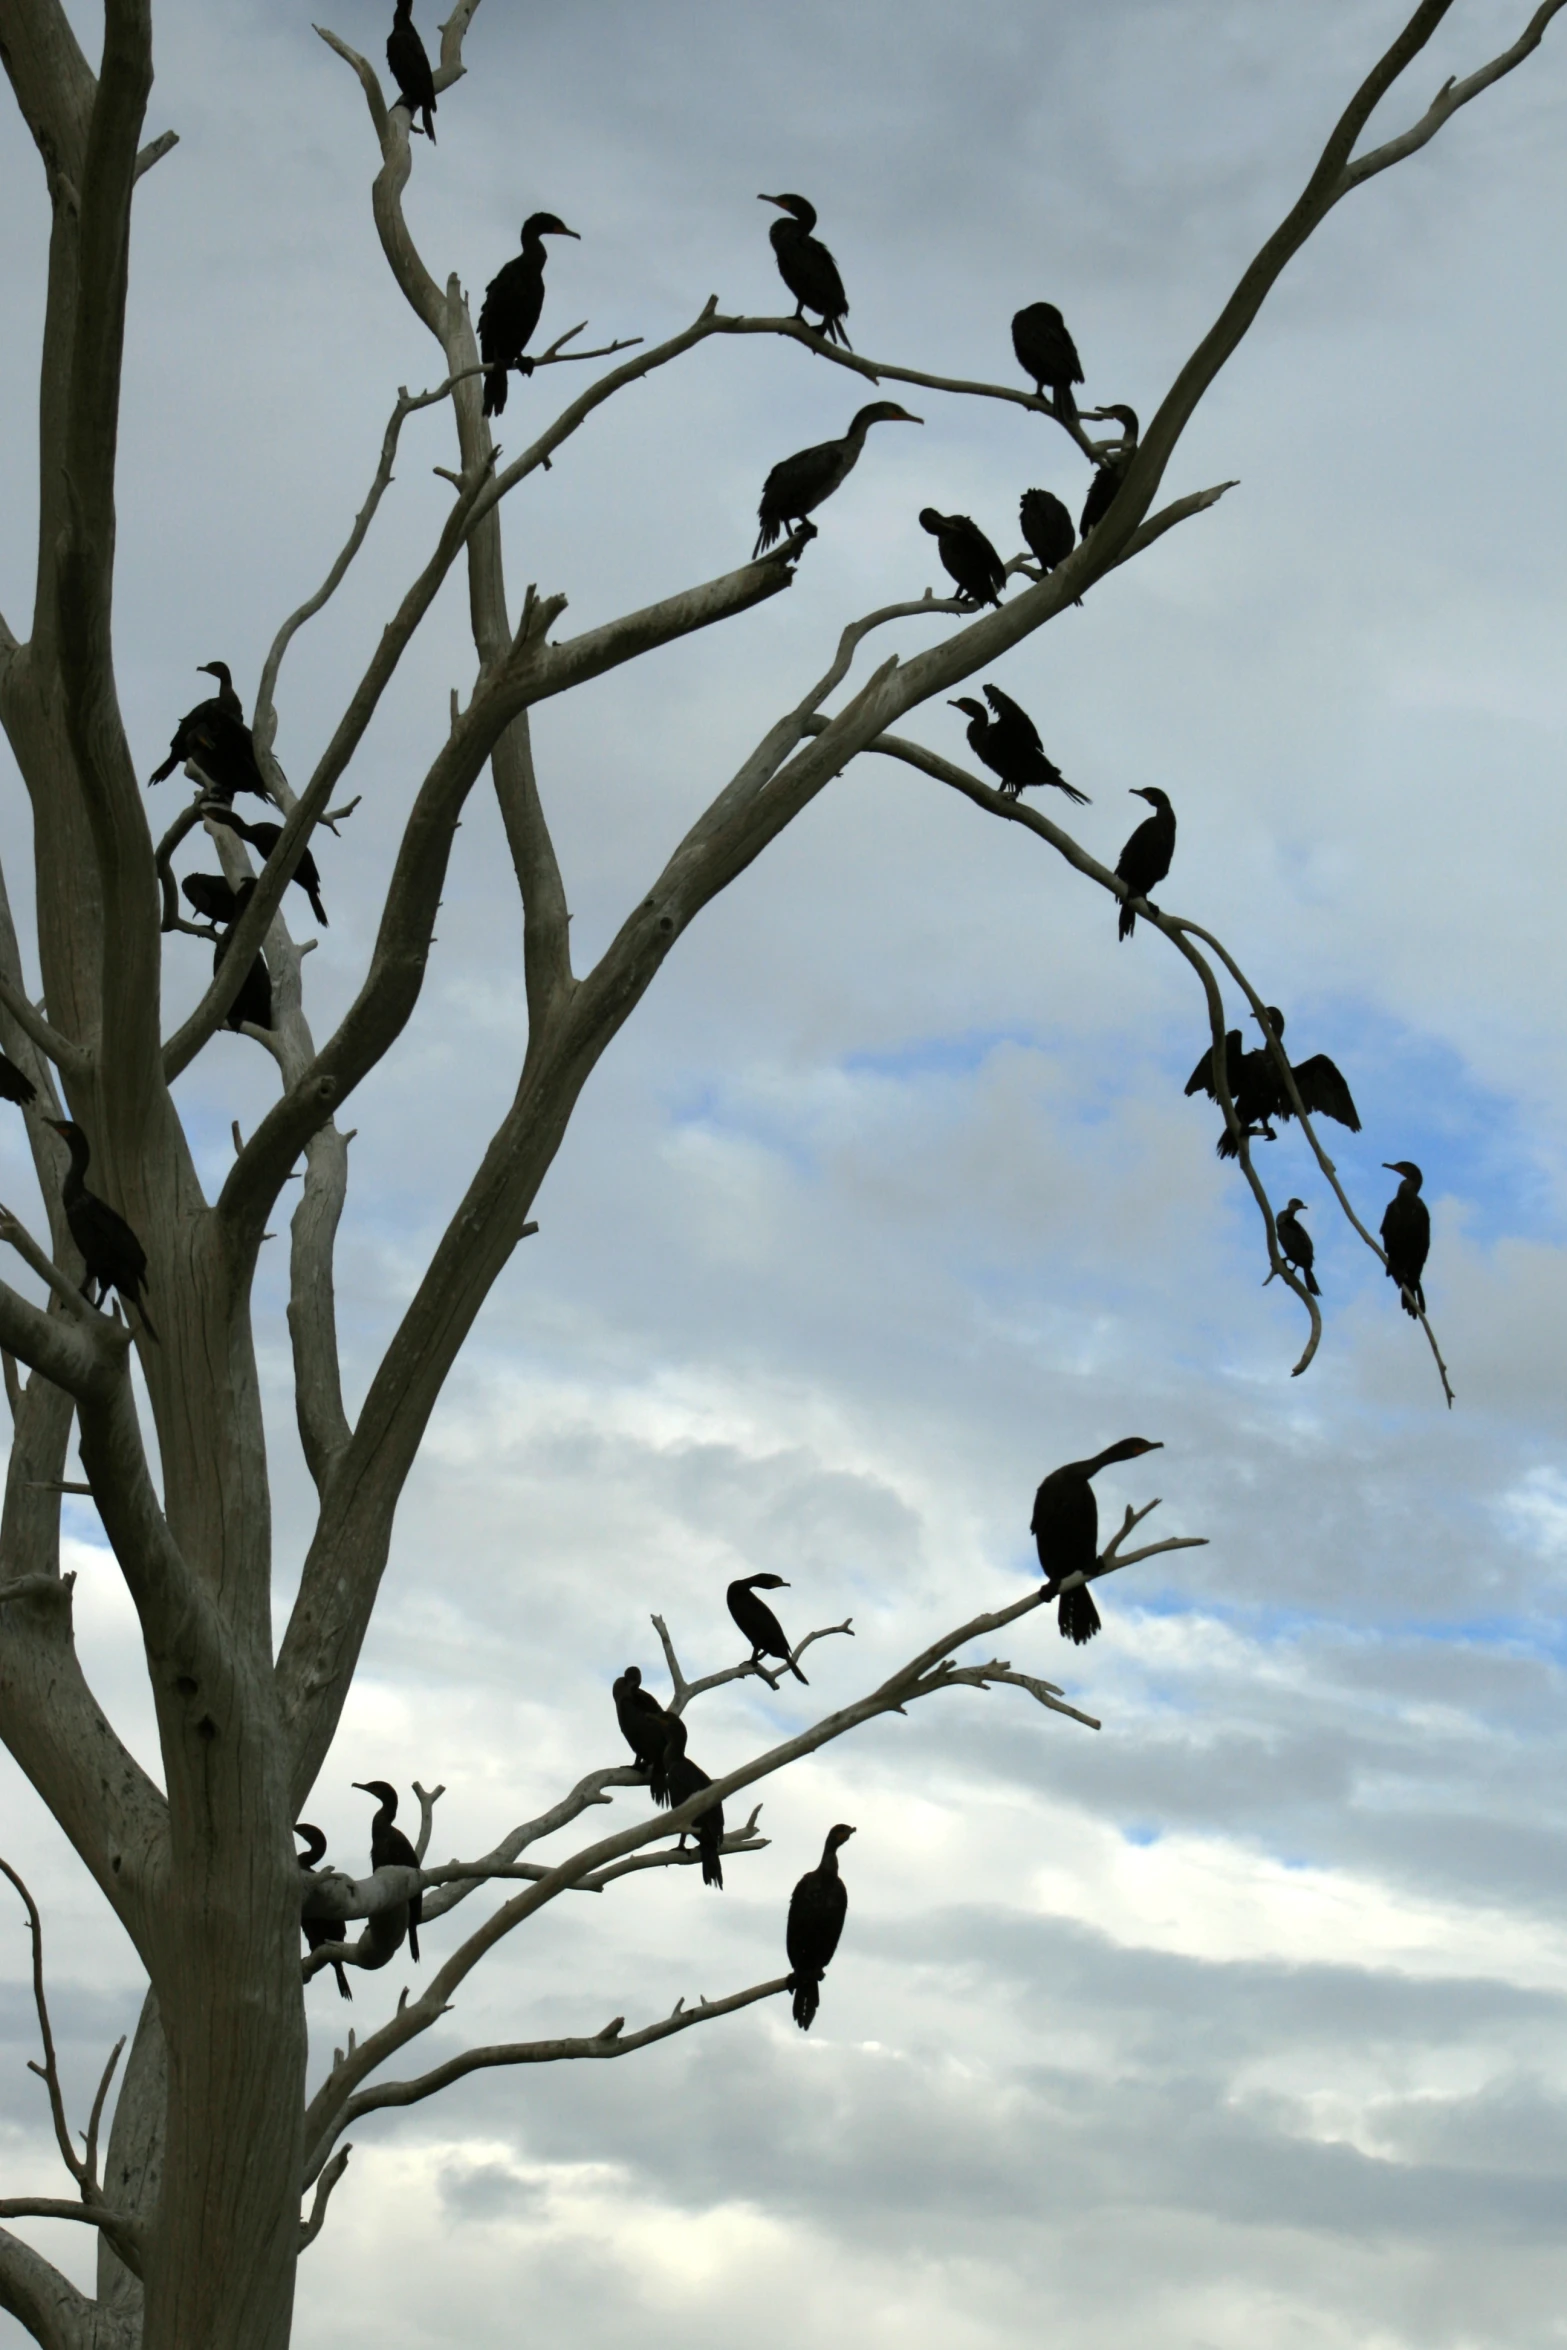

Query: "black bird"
left=386, top=0, right=436, bottom=140
left=1276, top=1198, right=1320, bottom=1295
left=612, top=1666, right=687, bottom=1806
left=1011, top=302, right=1083, bottom=418
left=919, top=509, right=1006, bottom=607
left=1031, top=1437, right=1162, bottom=1645
left=212, top=883, right=273, bottom=1033
left=205, top=807, right=328, bottom=926
left=1202, top=1008, right=1360, bottom=1160
left=786, top=1823, right=855, bottom=2031
left=181, top=872, right=241, bottom=927
left=0, top=1051, right=36, bottom=1109
left=759, top=193, right=851, bottom=347
left=1184, top=1028, right=1244, bottom=1125
left=479, top=213, right=579, bottom=418
left=1114, top=787, right=1175, bottom=938
left=43, top=1119, right=158, bottom=1342
left=295, top=1822, right=353, bottom=2001
left=1019, top=487, right=1075, bottom=574
left=754, top=403, right=920, bottom=557
left=727, top=1573, right=807, bottom=1684
left=1079, top=406, right=1140, bottom=538
left=353, top=1781, right=422, bottom=1962
left=948, top=687, right=1089, bottom=805
left=149, top=663, right=277, bottom=806
left=1381, top=1161, right=1430, bottom=1319
left=666, top=1751, right=725, bottom=1889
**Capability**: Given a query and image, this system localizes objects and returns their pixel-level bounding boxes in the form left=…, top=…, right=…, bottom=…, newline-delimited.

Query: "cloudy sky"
left=4, top=1, right=1567, bottom=2344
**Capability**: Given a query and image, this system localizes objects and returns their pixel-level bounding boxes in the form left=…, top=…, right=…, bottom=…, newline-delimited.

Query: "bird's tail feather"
left=1058, top=1584, right=1101, bottom=1645
left=701, top=1841, right=723, bottom=1891
left=788, top=1658, right=809, bottom=1686
left=791, top=1971, right=821, bottom=2031
left=1118, top=903, right=1136, bottom=942
left=332, top=1961, right=353, bottom=2001
left=1305, top=1268, right=1321, bottom=1296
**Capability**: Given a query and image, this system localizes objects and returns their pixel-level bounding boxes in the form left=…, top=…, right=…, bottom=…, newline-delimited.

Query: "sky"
left=3, top=2, right=1567, bottom=2345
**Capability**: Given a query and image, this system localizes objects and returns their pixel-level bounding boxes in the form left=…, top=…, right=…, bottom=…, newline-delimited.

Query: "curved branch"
left=253, top=370, right=477, bottom=758
left=0, top=978, right=90, bottom=1083
left=1338, top=1, right=1567, bottom=193
left=298, top=2145, right=351, bottom=2252
left=312, top=1976, right=790, bottom=2171
left=0, top=2219, right=96, bottom=2350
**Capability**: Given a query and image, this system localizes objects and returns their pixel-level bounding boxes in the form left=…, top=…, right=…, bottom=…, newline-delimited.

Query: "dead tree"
left=0, top=2, right=1556, bottom=2343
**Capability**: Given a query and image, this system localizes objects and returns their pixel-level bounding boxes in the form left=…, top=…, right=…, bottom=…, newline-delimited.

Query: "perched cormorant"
left=759, top=194, right=851, bottom=346
left=1031, top=1437, right=1162, bottom=1644
left=1380, top=1161, right=1430, bottom=1318
left=212, top=883, right=273, bottom=1033
left=479, top=213, right=579, bottom=418
left=753, top=404, right=920, bottom=557
left=1011, top=303, right=1083, bottom=419
left=1275, top=1198, right=1319, bottom=1295
left=353, top=1780, right=422, bottom=1962
left=295, top=1822, right=353, bottom=2001
left=612, top=1666, right=687, bottom=1805
left=727, top=1573, right=807, bottom=1684
left=948, top=686, right=1089, bottom=805
left=1114, top=787, right=1175, bottom=938
left=1196, top=1008, right=1360, bottom=1159
left=43, top=1120, right=158, bottom=1341
left=786, top=1823, right=854, bottom=2031
left=181, top=872, right=241, bottom=927
left=148, top=663, right=277, bottom=806
left=919, top=509, right=1006, bottom=607
left=666, top=1751, right=725, bottom=1889
left=206, top=807, right=328, bottom=926
left=386, top=0, right=436, bottom=141
left=1019, top=487, right=1075, bottom=574
left=0, top=1051, right=36, bottom=1108
left=1079, top=406, right=1139, bottom=537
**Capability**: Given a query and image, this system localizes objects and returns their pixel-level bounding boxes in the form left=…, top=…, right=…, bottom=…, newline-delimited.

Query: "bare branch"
left=0, top=2217, right=97, bottom=2350
left=301, top=1515, right=1196, bottom=2149
left=0, top=1209, right=113, bottom=1335
left=1338, top=1, right=1567, bottom=193
left=298, top=2145, right=351, bottom=2252
left=318, top=1976, right=791, bottom=2159
left=132, top=126, right=176, bottom=179
left=253, top=370, right=480, bottom=757
left=651, top=1609, right=855, bottom=1708
left=0, top=975, right=90, bottom=1084
left=0, top=1859, right=82, bottom=2188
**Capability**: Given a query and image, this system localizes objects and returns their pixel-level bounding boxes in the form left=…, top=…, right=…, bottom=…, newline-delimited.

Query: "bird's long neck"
left=1077, top=1440, right=1140, bottom=1478
left=59, top=1131, right=90, bottom=1200
left=820, top=1839, right=840, bottom=1877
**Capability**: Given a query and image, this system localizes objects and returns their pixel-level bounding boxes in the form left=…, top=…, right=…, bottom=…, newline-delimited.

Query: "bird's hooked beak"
left=1129, top=787, right=1155, bottom=802
left=758, top=194, right=788, bottom=208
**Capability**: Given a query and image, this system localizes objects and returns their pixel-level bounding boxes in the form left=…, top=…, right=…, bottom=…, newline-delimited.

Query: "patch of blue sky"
left=841, top=1025, right=1043, bottom=1084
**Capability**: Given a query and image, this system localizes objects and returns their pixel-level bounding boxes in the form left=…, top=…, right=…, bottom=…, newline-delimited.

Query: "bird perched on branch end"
left=1031, top=1438, right=1162, bottom=1645
left=386, top=0, right=436, bottom=141
left=1380, top=1161, right=1430, bottom=1318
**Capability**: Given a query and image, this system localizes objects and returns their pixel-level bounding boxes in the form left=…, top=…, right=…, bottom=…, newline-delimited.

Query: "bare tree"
left=0, top=2, right=1555, bottom=2343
